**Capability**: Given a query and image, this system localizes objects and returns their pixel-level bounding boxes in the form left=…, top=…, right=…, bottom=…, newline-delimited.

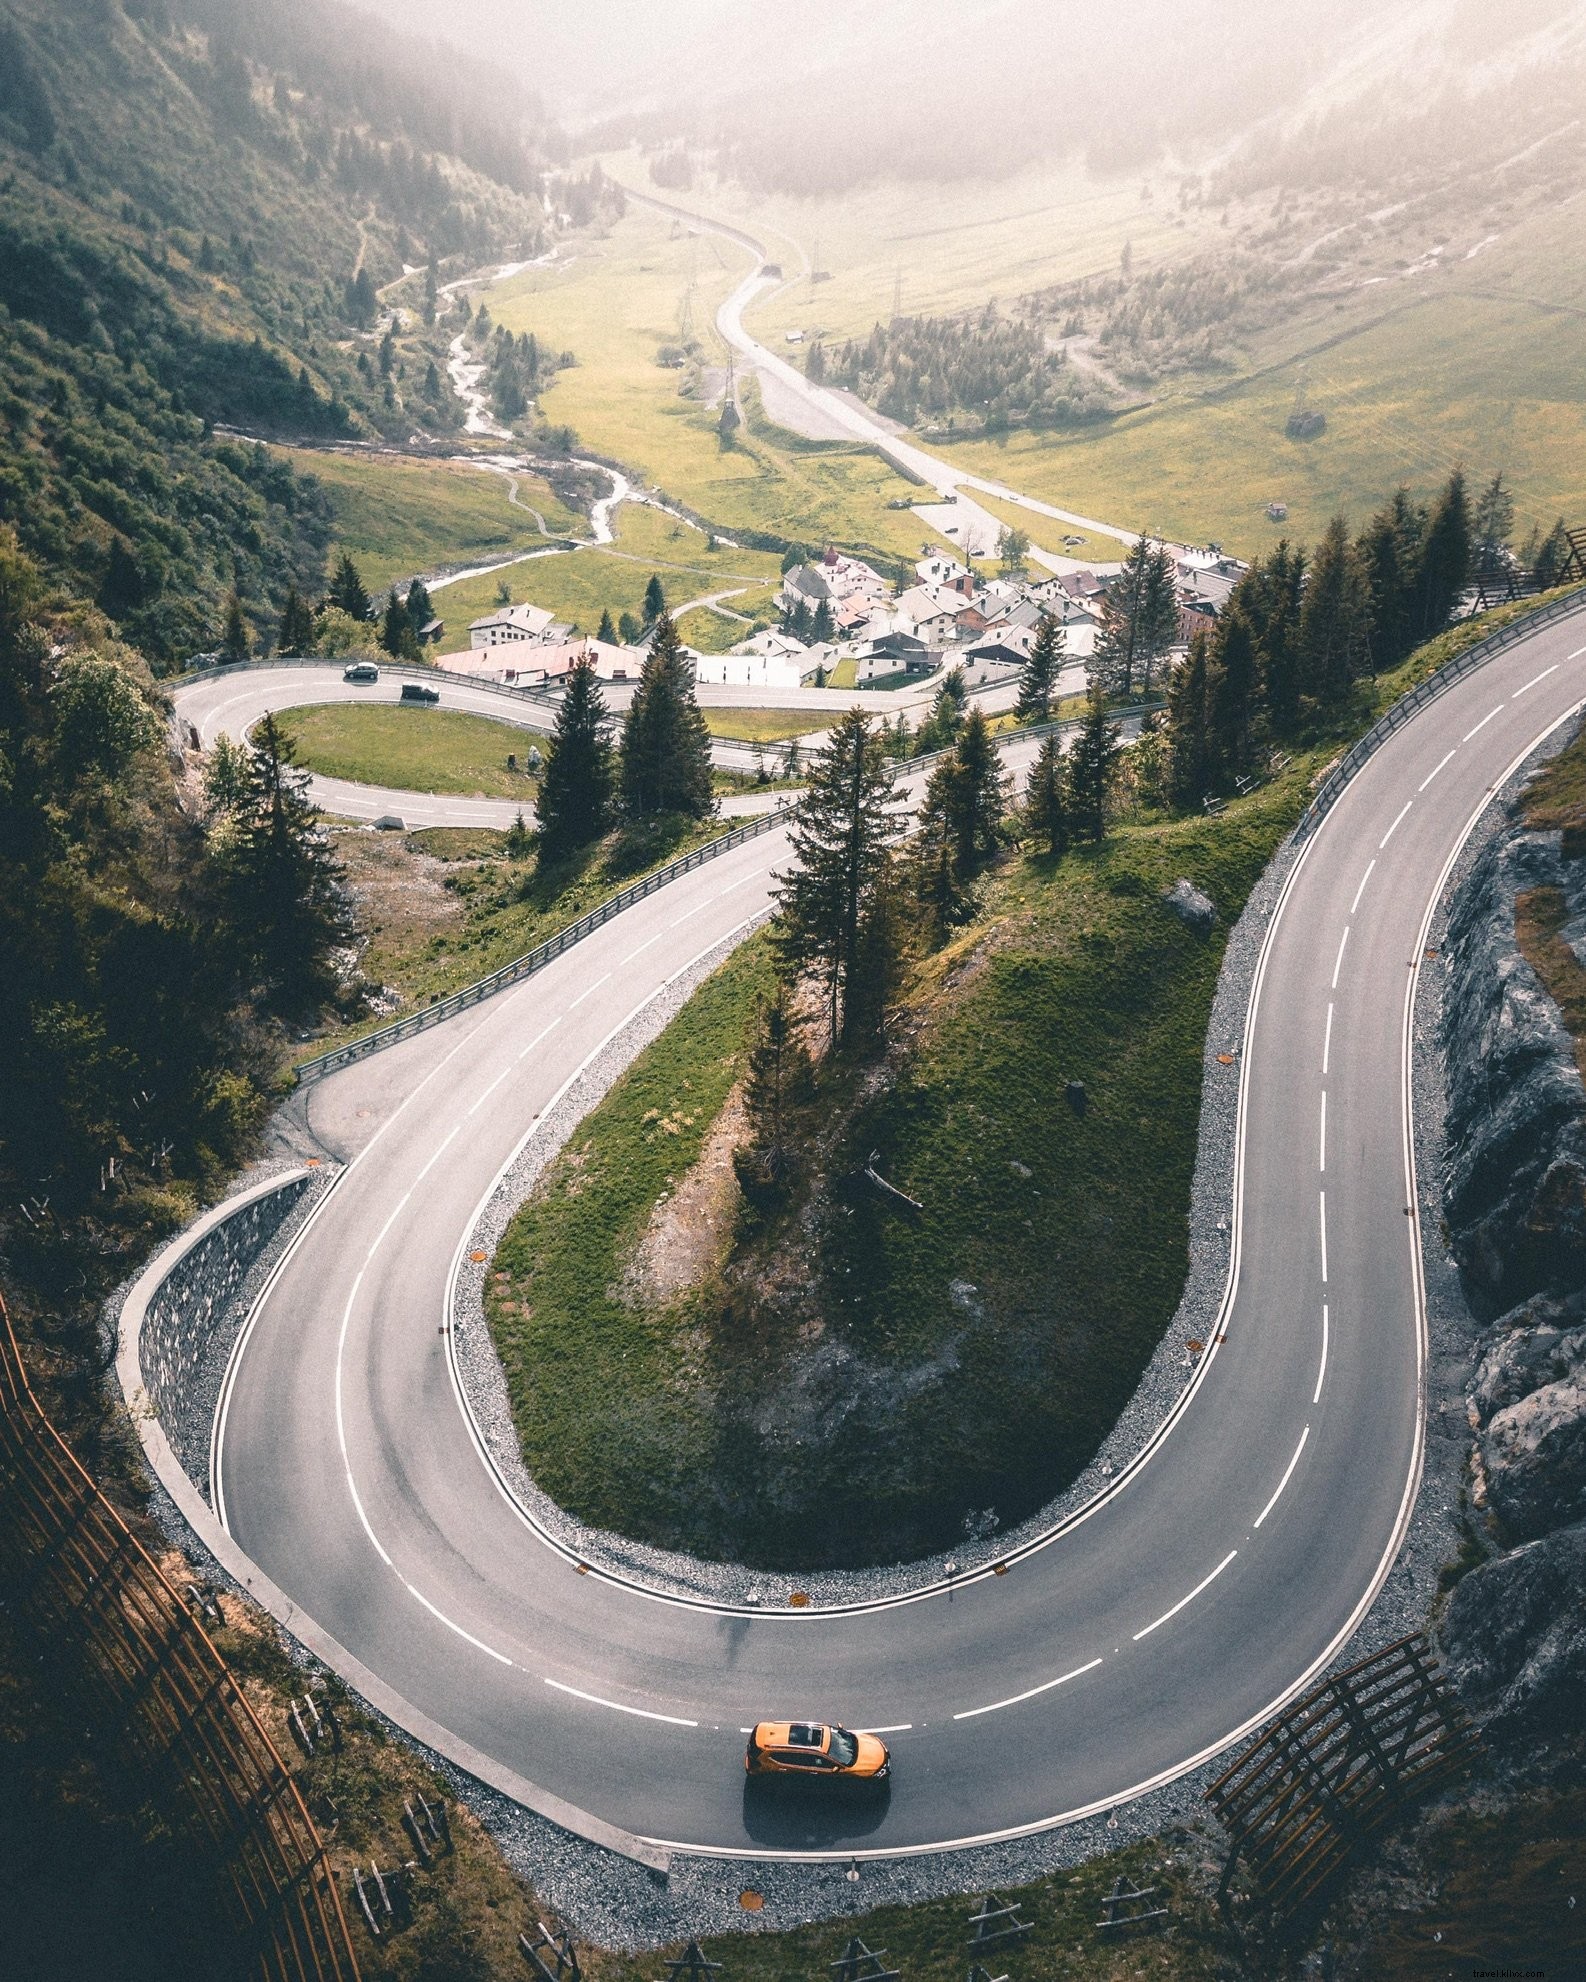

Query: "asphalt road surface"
left=169, top=660, right=1090, bottom=832
left=210, top=611, right=1586, bottom=1858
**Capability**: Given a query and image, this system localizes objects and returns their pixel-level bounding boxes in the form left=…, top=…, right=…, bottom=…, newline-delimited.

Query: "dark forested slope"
left=0, top=0, right=561, bottom=659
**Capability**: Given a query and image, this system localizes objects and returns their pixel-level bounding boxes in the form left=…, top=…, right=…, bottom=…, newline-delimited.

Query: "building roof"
left=468, top=602, right=557, bottom=637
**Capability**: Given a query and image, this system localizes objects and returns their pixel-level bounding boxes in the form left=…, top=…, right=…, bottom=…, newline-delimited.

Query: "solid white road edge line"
left=953, top=1659, right=1104, bottom=1721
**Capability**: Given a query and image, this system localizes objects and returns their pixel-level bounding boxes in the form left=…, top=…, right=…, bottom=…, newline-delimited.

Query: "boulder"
left=1470, top=1290, right=1586, bottom=1424
left=1163, top=877, right=1216, bottom=936
left=1482, top=1373, right=1586, bottom=1540
left=1441, top=1521, right=1586, bottom=1739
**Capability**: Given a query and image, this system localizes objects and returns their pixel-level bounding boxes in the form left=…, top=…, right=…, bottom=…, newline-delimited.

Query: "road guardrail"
left=1296, top=586, right=1586, bottom=840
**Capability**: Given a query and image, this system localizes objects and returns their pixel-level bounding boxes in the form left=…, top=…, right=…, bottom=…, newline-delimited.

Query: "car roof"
left=753, top=1720, right=829, bottom=1748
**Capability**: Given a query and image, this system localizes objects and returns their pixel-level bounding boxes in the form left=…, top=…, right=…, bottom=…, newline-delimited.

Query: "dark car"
left=400, top=681, right=440, bottom=704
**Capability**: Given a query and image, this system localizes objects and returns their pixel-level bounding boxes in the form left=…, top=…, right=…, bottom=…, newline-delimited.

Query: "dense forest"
left=0, top=0, right=581, bottom=660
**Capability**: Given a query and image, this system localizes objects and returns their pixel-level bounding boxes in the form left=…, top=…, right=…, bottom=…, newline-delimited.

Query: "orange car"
left=744, top=1720, right=890, bottom=1781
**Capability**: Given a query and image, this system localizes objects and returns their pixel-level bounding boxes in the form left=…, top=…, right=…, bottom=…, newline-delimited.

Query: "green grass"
left=486, top=761, right=1315, bottom=1567
left=703, top=708, right=824, bottom=743
left=944, top=277, right=1586, bottom=559
left=275, top=704, right=545, bottom=798
left=274, top=448, right=582, bottom=594
left=428, top=503, right=783, bottom=641
left=484, top=205, right=956, bottom=564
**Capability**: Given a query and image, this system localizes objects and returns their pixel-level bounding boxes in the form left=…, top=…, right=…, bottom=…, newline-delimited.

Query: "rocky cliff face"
left=1441, top=831, right=1586, bottom=1308
left=1437, top=803, right=1586, bottom=1756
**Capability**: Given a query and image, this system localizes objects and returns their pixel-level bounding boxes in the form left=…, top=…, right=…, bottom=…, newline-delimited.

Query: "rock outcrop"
left=1441, top=1522, right=1586, bottom=1739
left=1440, top=829, right=1586, bottom=1308
left=1436, top=786, right=1586, bottom=1750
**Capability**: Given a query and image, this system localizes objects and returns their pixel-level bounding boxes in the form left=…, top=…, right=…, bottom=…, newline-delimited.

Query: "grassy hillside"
left=275, top=703, right=546, bottom=799
left=487, top=766, right=1307, bottom=1569
left=0, top=0, right=561, bottom=659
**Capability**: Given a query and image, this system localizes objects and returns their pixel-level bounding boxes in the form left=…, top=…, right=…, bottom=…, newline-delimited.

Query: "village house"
left=467, top=602, right=567, bottom=650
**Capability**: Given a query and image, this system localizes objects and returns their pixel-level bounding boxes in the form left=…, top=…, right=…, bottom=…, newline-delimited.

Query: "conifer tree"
left=538, top=654, right=614, bottom=860
left=736, top=986, right=815, bottom=1190
left=1298, top=516, right=1372, bottom=710
left=619, top=611, right=713, bottom=818
left=221, top=589, right=249, bottom=662
left=939, top=706, right=1007, bottom=874
left=1208, top=608, right=1260, bottom=777
left=1526, top=518, right=1572, bottom=591
left=328, top=554, right=371, bottom=622
left=1471, top=471, right=1514, bottom=590
left=381, top=589, right=418, bottom=659
left=643, top=573, right=666, bottom=624
left=914, top=763, right=969, bottom=938
left=230, top=714, right=351, bottom=1012
left=1014, top=611, right=1063, bottom=723
left=1093, top=535, right=1178, bottom=699
left=404, top=578, right=434, bottom=639
left=597, top=608, right=617, bottom=644
left=1066, top=687, right=1120, bottom=842
left=1244, top=540, right=1306, bottom=734
left=1415, top=468, right=1472, bottom=640
left=1024, top=733, right=1069, bottom=857
left=775, top=708, right=903, bottom=1047
left=277, top=584, right=315, bottom=656
left=1357, top=491, right=1423, bottom=675
left=1166, top=631, right=1213, bottom=809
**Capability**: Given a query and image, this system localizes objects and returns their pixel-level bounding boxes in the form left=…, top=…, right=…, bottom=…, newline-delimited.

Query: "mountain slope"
left=0, top=0, right=559, bottom=660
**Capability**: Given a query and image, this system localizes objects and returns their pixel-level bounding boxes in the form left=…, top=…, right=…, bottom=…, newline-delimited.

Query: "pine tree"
left=775, top=708, right=904, bottom=1048
left=1207, top=608, right=1260, bottom=777
left=230, top=714, right=352, bottom=1013
left=1415, top=468, right=1472, bottom=640
left=1024, top=733, right=1069, bottom=857
left=203, top=733, right=252, bottom=816
left=537, top=654, right=613, bottom=861
left=941, top=706, right=1007, bottom=873
left=1015, top=611, right=1063, bottom=723
left=404, top=578, right=434, bottom=639
left=1357, top=491, right=1423, bottom=675
left=914, top=764, right=970, bottom=938
left=1166, top=632, right=1213, bottom=809
left=643, top=573, right=666, bottom=625
left=1298, top=516, right=1372, bottom=710
left=1092, top=535, right=1177, bottom=699
left=328, top=554, right=371, bottom=622
left=221, top=590, right=249, bottom=662
left=1471, top=470, right=1514, bottom=590
left=812, top=598, right=835, bottom=643
left=597, top=608, right=617, bottom=644
left=1066, top=687, right=1120, bottom=842
left=277, top=584, right=315, bottom=657
left=619, top=611, right=713, bottom=818
left=381, top=590, right=418, bottom=659
left=736, top=986, right=815, bottom=1190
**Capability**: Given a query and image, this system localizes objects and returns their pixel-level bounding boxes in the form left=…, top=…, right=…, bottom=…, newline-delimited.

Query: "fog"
left=356, top=0, right=1586, bottom=145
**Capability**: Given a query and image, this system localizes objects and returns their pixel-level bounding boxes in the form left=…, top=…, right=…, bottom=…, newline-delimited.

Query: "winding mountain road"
left=185, top=604, right=1586, bottom=1858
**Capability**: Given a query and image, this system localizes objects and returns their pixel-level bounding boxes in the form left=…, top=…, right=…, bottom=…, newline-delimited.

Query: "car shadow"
left=741, top=1774, right=892, bottom=1848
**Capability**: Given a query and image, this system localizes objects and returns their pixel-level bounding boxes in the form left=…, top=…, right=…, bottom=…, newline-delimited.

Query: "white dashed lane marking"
left=1132, top=1553, right=1237, bottom=1643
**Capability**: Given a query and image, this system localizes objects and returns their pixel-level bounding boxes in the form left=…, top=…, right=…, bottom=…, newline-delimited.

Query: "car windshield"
left=828, top=1727, right=859, bottom=1767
